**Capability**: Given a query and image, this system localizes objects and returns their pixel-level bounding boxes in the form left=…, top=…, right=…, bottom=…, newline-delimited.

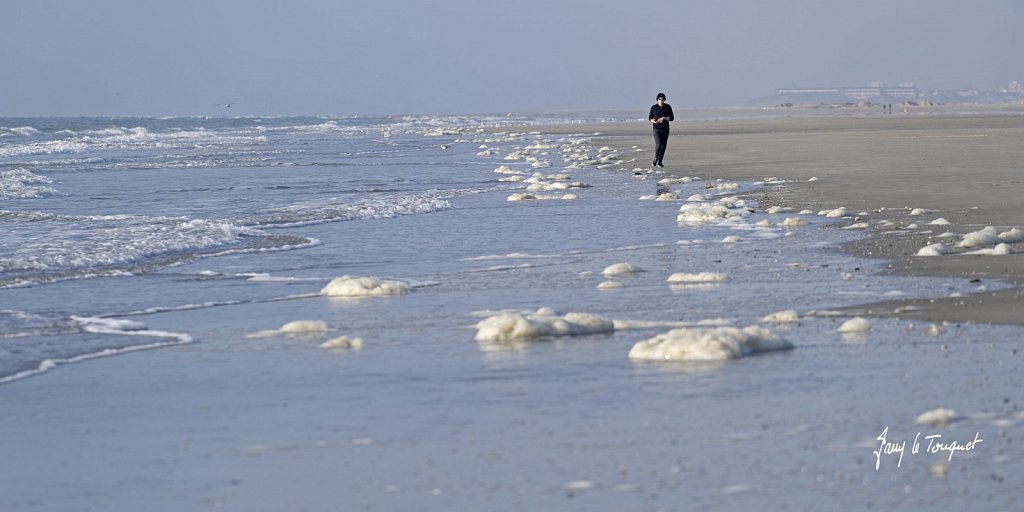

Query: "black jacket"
left=649, top=103, right=674, bottom=132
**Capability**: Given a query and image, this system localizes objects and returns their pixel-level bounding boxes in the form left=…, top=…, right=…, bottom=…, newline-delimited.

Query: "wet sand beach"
left=3, top=111, right=1023, bottom=511
left=564, top=106, right=1024, bottom=325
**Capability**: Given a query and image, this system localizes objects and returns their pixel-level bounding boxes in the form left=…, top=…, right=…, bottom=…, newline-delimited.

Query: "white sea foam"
left=474, top=308, right=615, bottom=342
left=929, top=218, right=951, bottom=225
left=248, top=320, right=331, bottom=339
left=677, top=201, right=747, bottom=224
left=838, top=317, right=871, bottom=333
left=628, top=325, right=793, bottom=362
left=762, top=309, right=799, bottom=324
left=461, top=252, right=563, bottom=261
left=597, top=280, right=624, bottom=290
left=493, top=165, right=524, bottom=175
left=958, top=226, right=1000, bottom=248
left=242, top=273, right=324, bottom=283
left=781, top=217, right=808, bottom=227
left=320, top=276, right=411, bottom=298
left=999, top=227, right=1024, bottom=243
left=320, top=336, right=365, bottom=350
left=658, top=177, right=692, bottom=185
left=821, top=207, right=848, bottom=218
left=916, top=243, right=951, bottom=256
left=602, top=262, right=641, bottom=276
left=963, top=243, right=1012, bottom=256
left=667, top=272, right=727, bottom=283
left=916, top=408, right=959, bottom=427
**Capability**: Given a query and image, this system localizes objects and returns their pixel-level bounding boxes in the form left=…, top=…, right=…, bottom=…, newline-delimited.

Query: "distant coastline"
left=753, top=80, right=1024, bottom=108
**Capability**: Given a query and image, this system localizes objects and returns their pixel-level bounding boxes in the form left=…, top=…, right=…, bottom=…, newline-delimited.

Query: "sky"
left=2, top=0, right=1022, bottom=117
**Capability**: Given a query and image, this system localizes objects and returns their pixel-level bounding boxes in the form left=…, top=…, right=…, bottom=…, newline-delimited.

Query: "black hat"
left=656, top=92, right=666, bottom=100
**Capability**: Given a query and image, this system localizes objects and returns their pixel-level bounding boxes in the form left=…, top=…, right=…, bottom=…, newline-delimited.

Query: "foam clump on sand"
left=838, top=317, right=870, bottom=333
left=916, top=408, right=959, bottom=427
left=597, top=280, right=623, bottom=290
left=929, top=218, right=951, bottom=226
left=667, top=272, right=727, bottom=283
left=321, top=276, right=411, bottom=297
left=916, top=243, right=951, bottom=257
left=659, top=177, right=693, bottom=185
left=493, top=165, right=523, bottom=175
left=474, top=308, right=615, bottom=342
left=677, top=200, right=748, bottom=224
left=762, top=309, right=799, bottom=324
left=628, top=325, right=793, bottom=362
left=781, top=217, right=808, bottom=227
left=602, top=262, right=641, bottom=276
left=320, top=336, right=365, bottom=350
left=248, top=320, right=331, bottom=339
left=999, top=227, right=1024, bottom=243
left=958, top=226, right=1000, bottom=248
left=820, top=207, right=848, bottom=218
left=964, top=243, right=1012, bottom=256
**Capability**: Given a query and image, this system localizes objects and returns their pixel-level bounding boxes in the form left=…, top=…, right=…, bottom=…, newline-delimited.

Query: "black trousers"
left=653, top=130, right=669, bottom=163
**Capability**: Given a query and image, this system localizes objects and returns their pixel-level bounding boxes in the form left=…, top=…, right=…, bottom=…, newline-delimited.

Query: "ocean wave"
left=0, top=126, right=41, bottom=137
left=0, top=188, right=464, bottom=287
left=0, top=168, right=57, bottom=199
left=0, top=316, right=193, bottom=385
left=0, top=211, right=267, bottom=282
left=242, top=191, right=458, bottom=228
left=0, top=126, right=267, bottom=158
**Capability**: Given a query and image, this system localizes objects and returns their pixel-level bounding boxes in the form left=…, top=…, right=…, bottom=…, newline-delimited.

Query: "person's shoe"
left=657, top=161, right=664, bottom=168
left=652, top=159, right=658, bottom=167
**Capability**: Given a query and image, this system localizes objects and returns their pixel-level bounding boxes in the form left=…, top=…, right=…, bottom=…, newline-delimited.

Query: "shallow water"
left=1, top=114, right=1021, bottom=510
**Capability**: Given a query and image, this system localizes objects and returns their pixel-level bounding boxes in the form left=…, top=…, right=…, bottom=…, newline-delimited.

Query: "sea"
left=1, top=113, right=1021, bottom=510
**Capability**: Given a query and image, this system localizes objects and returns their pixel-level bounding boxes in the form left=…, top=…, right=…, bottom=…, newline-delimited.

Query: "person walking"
left=648, top=92, right=674, bottom=168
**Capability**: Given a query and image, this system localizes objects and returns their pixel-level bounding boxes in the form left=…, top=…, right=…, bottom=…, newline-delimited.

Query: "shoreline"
left=515, top=108, right=1024, bottom=326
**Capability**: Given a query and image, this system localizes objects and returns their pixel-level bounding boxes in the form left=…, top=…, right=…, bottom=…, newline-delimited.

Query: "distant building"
left=776, top=83, right=919, bottom=102
left=1003, top=80, right=1024, bottom=94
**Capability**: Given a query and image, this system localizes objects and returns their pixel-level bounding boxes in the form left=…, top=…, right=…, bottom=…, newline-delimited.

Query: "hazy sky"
left=3, top=0, right=1021, bottom=116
